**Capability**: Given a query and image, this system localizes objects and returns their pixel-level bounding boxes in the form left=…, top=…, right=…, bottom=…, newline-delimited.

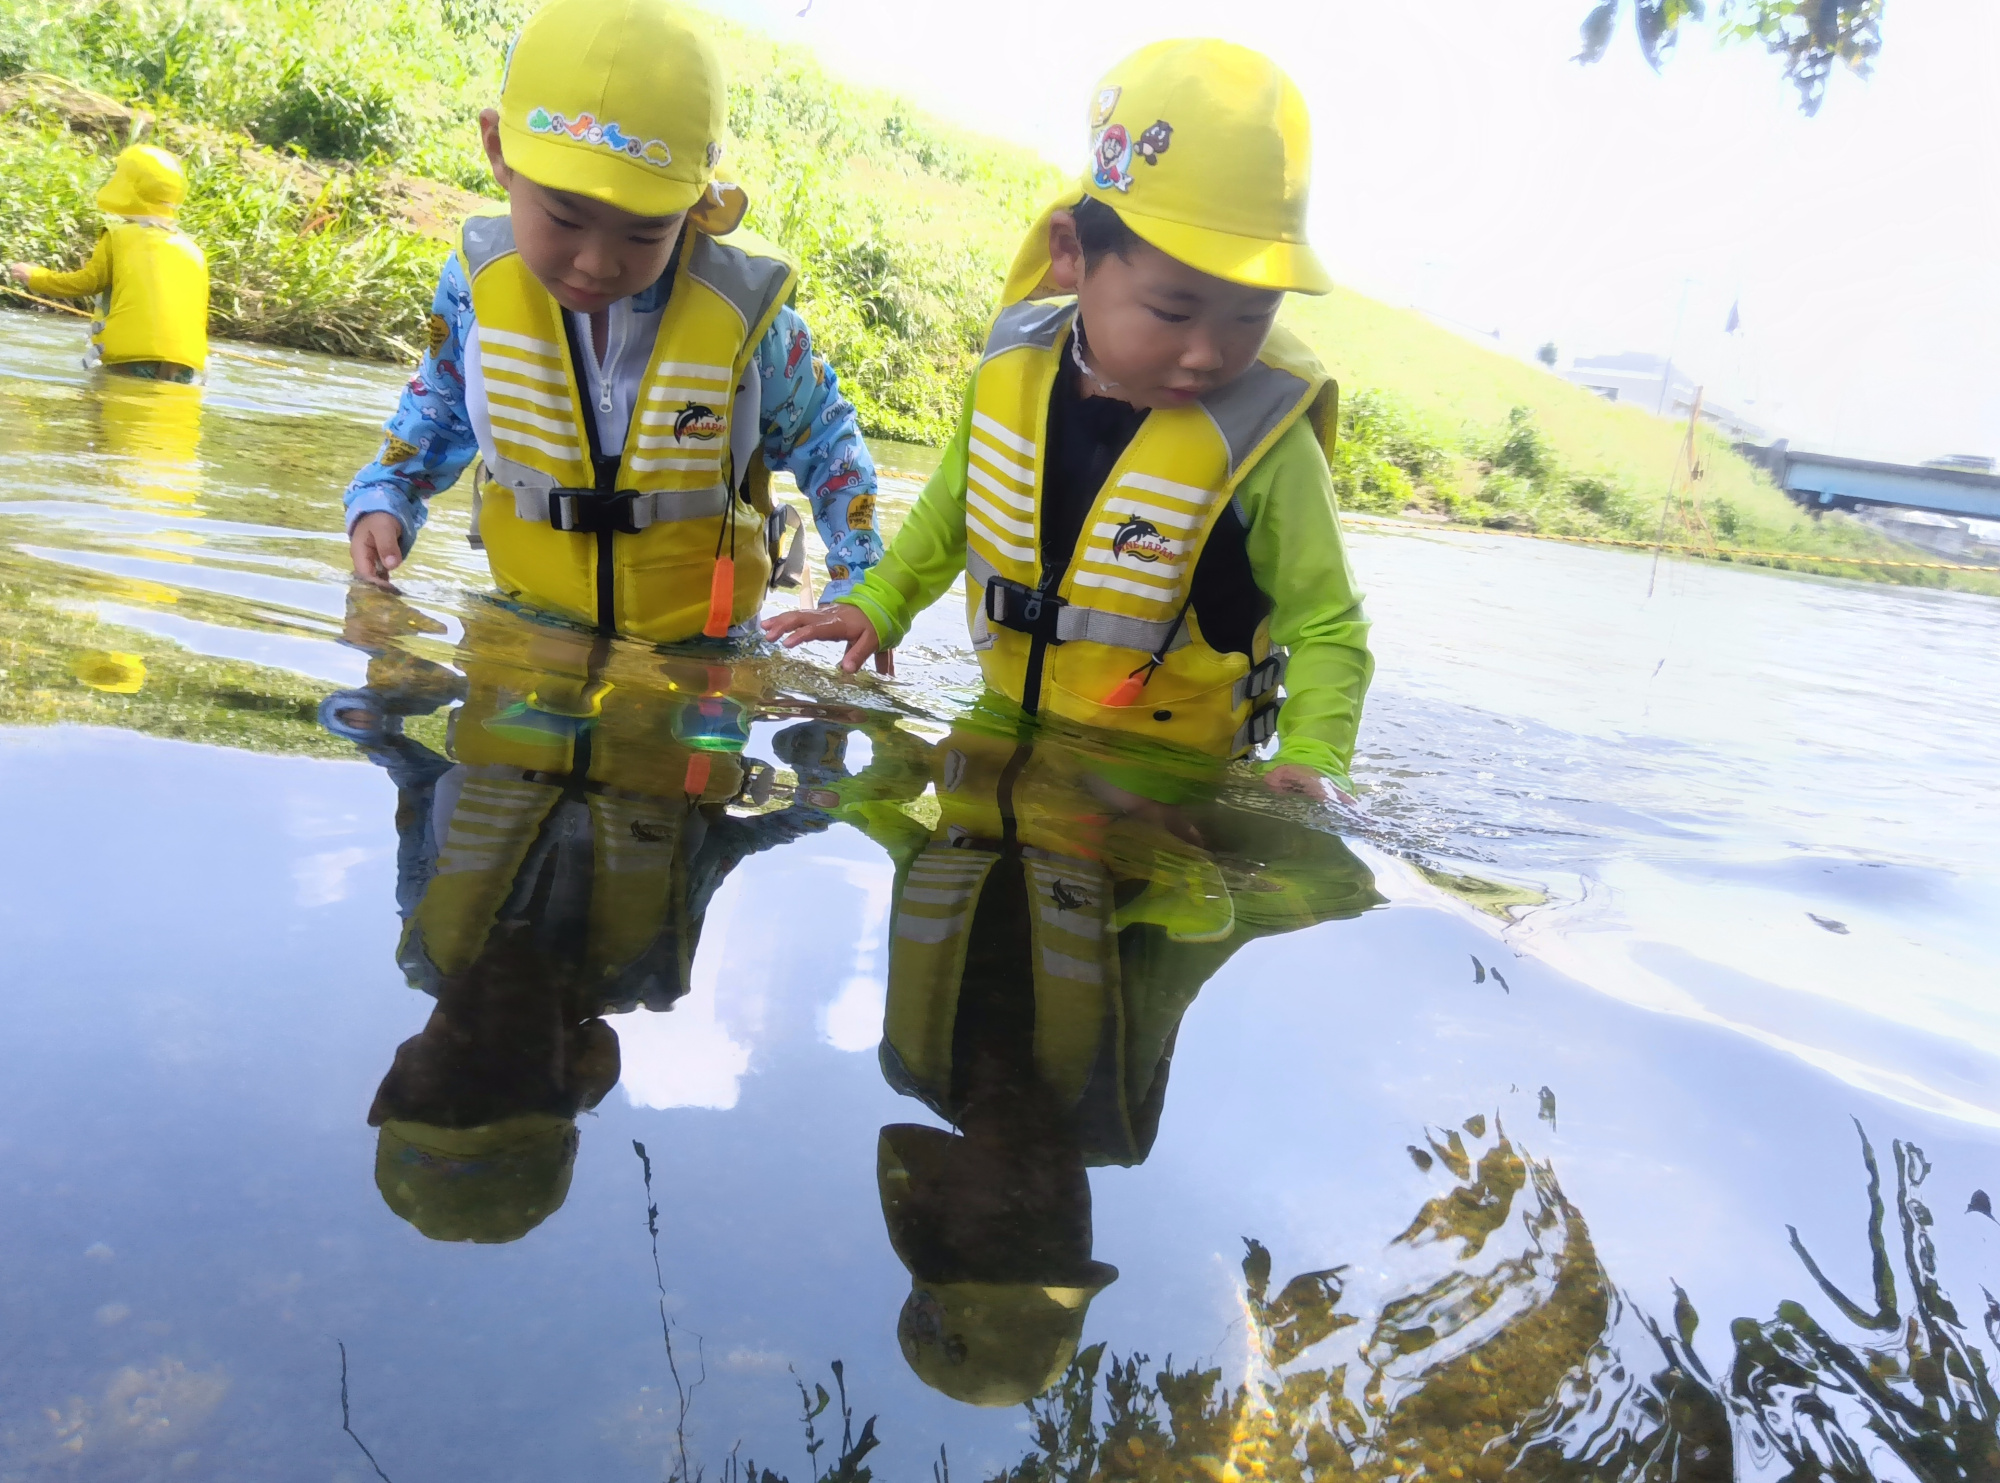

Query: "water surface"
left=2, top=308, right=1995, bottom=1481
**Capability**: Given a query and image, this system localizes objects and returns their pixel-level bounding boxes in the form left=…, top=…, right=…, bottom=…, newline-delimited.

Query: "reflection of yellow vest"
left=461, top=215, right=797, bottom=641
left=401, top=658, right=749, bottom=1003
left=879, top=728, right=1181, bottom=1165
left=963, top=301, right=1335, bottom=758
left=93, top=222, right=209, bottom=370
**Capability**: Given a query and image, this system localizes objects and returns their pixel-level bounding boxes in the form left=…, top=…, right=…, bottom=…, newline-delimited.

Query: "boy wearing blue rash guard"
left=344, top=0, right=888, bottom=660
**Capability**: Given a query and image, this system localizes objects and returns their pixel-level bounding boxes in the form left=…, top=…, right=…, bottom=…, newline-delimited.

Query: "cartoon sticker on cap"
left=1092, top=124, right=1132, bottom=192
left=705, top=141, right=723, bottom=169
left=1092, top=118, right=1171, bottom=193
left=1090, top=86, right=1121, bottom=129
left=526, top=107, right=673, bottom=170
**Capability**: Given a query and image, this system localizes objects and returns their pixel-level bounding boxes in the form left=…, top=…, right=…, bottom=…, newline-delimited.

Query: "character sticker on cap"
left=1090, top=86, right=1121, bottom=128
left=526, top=107, right=673, bottom=170
left=1092, top=118, right=1171, bottom=193
left=1092, top=123, right=1132, bottom=192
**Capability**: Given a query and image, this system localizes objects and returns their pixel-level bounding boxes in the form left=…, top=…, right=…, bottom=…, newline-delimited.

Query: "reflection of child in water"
left=864, top=707, right=1382, bottom=1404
left=368, top=919, right=622, bottom=1244
left=324, top=594, right=921, bottom=1242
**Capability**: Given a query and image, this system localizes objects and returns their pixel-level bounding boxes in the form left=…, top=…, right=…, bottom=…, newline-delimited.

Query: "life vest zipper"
left=561, top=310, right=620, bottom=633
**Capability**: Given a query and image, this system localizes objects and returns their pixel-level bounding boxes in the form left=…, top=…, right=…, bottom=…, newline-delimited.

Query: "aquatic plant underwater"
left=445, top=1119, right=1987, bottom=1482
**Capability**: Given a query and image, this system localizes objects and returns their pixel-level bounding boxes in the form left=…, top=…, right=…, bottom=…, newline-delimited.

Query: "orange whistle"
left=683, top=752, right=713, bottom=796
left=1105, top=673, right=1147, bottom=707
left=703, top=556, right=735, bottom=638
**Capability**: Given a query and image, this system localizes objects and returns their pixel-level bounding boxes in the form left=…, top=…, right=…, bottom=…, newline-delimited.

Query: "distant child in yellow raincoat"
left=767, top=42, right=1373, bottom=801
left=9, top=144, right=209, bottom=383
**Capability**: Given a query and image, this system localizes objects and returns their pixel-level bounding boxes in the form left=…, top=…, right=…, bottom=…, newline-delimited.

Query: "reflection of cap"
left=374, top=1114, right=578, bottom=1243
left=897, top=1277, right=1114, bottom=1407
left=498, top=0, right=728, bottom=219
left=97, top=145, right=187, bottom=218
left=1004, top=39, right=1329, bottom=302
left=879, top=1126, right=1116, bottom=1406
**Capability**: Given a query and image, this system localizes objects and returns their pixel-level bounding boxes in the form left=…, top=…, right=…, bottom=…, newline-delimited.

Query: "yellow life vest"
left=962, top=301, right=1336, bottom=758
left=92, top=221, right=209, bottom=371
left=460, top=214, right=798, bottom=642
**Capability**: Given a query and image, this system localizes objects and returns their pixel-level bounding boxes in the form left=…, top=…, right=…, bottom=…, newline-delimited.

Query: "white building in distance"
left=1561, top=352, right=1767, bottom=443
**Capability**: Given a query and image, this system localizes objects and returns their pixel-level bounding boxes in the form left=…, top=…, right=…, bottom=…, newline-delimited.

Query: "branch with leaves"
left=1577, top=0, right=1885, bottom=115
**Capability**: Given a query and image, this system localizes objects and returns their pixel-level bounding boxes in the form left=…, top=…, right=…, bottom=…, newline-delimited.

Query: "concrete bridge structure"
left=1747, top=443, right=2000, bottom=521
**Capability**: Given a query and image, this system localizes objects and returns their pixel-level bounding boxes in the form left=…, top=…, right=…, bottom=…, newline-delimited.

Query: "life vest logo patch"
left=1050, top=879, right=1092, bottom=911
left=673, top=402, right=725, bottom=442
left=1111, top=514, right=1173, bottom=564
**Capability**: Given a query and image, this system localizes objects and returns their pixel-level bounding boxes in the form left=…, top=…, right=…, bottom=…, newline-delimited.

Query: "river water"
left=1, top=306, right=1995, bottom=1481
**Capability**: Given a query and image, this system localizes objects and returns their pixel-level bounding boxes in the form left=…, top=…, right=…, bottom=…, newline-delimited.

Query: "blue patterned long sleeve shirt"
left=343, top=252, right=885, bottom=602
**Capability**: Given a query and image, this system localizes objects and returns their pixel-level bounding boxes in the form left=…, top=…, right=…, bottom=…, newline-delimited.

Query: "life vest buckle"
left=548, top=488, right=643, bottom=535
left=1241, top=699, right=1283, bottom=751
left=984, top=576, right=1067, bottom=644
left=1241, top=651, right=1289, bottom=703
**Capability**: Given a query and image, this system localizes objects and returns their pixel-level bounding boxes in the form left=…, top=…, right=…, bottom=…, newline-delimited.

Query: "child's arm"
left=762, top=384, right=974, bottom=671
left=12, top=236, right=112, bottom=298
left=1238, top=417, right=1375, bottom=801
left=344, top=256, right=481, bottom=587
left=751, top=308, right=883, bottom=604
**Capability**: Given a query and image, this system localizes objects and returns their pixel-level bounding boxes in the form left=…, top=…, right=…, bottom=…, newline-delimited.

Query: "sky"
left=700, top=0, right=1999, bottom=465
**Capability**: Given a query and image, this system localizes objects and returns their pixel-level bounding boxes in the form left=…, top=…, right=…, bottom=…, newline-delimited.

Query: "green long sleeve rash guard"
left=840, top=376, right=1375, bottom=789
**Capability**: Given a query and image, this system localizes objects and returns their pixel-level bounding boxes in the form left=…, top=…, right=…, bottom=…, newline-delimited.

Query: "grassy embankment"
left=0, top=0, right=1984, bottom=588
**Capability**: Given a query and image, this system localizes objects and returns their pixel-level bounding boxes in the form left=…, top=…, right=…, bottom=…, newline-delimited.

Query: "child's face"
left=479, top=108, right=686, bottom=313
left=1048, top=210, right=1283, bottom=411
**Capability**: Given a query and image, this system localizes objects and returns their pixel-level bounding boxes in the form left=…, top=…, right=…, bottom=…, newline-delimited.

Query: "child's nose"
left=1180, top=326, right=1225, bottom=373
left=573, top=235, right=621, bottom=283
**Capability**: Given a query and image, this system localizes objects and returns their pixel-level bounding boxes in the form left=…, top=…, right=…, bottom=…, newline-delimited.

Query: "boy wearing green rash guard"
left=766, top=40, right=1372, bottom=800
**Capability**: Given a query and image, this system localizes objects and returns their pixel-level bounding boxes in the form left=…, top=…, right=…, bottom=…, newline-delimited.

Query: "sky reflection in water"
left=0, top=310, right=1996, bottom=1480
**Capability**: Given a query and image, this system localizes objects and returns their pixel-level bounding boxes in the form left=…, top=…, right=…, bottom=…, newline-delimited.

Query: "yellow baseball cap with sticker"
left=1003, top=38, right=1332, bottom=302
left=497, top=0, right=732, bottom=221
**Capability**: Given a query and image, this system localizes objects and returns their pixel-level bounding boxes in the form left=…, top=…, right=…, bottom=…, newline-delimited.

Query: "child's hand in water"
left=1263, top=764, right=1355, bottom=806
left=761, top=603, right=894, bottom=676
left=349, top=512, right=405, bottom=590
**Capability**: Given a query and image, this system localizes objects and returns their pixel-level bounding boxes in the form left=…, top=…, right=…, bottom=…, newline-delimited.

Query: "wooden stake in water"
left=1648, top=385, right=1711, bottom=599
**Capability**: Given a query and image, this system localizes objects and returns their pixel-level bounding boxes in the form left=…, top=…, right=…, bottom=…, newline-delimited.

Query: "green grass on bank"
left=0, top=0, right=1986, bottom=587
left=0, top=0, right=1060, bottom=440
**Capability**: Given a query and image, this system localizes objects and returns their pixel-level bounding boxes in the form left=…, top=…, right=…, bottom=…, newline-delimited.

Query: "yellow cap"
left=498, top=0, right=727, bottom=219
left=374, top=1115, right=578, bottom=1243
left=1003, top=39, right=1330, bottom=303
left=897, top=1277, right=1116, bottom=1407
left=96, top=145, right=187, bottom=218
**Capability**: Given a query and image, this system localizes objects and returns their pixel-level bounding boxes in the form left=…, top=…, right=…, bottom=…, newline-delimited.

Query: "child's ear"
left=478, top=108, right=512, bottom=191
left=1047, top=209, right=1085, bottom=293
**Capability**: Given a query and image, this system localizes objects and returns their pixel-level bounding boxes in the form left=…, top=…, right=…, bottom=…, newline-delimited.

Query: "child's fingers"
left=838, top=628, right=880, bottom=674
left=872, top=647, right=896, bottom=677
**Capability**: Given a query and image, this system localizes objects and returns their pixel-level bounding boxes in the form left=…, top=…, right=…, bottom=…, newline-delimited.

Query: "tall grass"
left=0, top=0, right=1061, bottom=439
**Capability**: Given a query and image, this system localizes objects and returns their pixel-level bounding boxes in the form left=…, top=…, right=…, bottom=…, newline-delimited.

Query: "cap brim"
left=499, top=119, right=704, bottom=220
left=1114, top=202, right=1333, bottom=296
